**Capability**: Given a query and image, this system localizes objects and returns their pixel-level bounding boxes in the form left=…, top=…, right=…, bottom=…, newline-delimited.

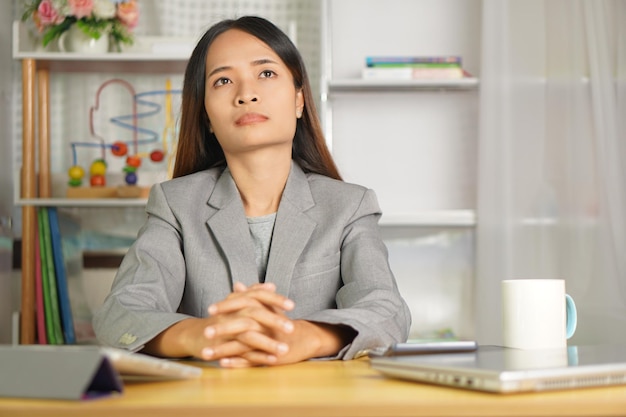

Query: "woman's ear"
left=296, top=89, right=304, bottom=119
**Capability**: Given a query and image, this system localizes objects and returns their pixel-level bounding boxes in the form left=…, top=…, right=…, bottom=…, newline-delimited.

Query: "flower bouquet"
left=22, top=0, right=139, bottom=52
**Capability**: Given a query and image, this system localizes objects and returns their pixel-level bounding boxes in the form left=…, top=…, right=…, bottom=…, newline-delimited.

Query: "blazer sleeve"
left=92, top=183, right=192, bottom=352
left=302, top=189, right=412, bottom=359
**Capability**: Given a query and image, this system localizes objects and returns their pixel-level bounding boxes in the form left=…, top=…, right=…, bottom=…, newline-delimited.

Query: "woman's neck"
left=226, top=150, right=292, bottom=217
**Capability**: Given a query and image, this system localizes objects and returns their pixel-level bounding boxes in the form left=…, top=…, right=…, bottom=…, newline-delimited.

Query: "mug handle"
left=565, top=294, right=577, bottom=339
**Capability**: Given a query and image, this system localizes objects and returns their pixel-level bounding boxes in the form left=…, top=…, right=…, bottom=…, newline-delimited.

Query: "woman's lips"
left=236, top=113, right=268, bottom=126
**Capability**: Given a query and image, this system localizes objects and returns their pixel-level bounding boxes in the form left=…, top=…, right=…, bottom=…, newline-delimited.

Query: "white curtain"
left=476, top=0, right=626, bottom=345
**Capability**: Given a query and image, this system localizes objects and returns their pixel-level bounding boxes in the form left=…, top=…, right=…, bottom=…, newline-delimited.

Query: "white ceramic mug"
left=58, top=25, right=109, bottom=54
left=501, top=279, right=577, bottom=350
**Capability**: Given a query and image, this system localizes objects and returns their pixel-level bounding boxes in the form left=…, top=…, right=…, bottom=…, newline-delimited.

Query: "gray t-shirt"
left=247, top=212, right=277, bottom=282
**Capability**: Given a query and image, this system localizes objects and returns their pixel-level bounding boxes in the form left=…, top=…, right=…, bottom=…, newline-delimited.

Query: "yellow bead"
left=90, top=160, right=107, bottom=176
left=68, top=165, right=85, bottom=180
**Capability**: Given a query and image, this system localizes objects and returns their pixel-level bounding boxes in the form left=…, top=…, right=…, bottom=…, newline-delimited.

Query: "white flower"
left=92, top=0, right=116, bottom=19
left=51, top=0, right=71, bottom=16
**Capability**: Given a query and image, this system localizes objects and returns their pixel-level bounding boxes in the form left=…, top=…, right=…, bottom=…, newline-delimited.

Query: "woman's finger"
left=200, top=339, right=249, bottom=360
left=209, top=290, right=294, bottom=315
left=219, top=356, right=258, bottom=368
left=235, top=330, right=290, bottom=357
left=205, top=307, right=294, bottom=338
left=206, top=331, right=289, bottom=365
left=233, top=281, right=276, bottom=293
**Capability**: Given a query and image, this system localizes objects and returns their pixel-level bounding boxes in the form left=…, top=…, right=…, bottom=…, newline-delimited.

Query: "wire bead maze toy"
left=66, top=78, right=179, bottom=198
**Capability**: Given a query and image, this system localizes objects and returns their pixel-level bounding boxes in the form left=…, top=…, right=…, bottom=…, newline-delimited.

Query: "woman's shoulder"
left=306, top=172, right=370, bottom=196
left=304, top=173, right=381, bottom=218
left=155, top=167, right=223, bottom=202
left=161, top=168, right=222, bottom=189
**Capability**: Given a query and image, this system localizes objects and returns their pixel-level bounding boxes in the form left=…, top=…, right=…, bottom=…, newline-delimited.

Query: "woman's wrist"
left=296, top=320, right=356, bottom=359
left=143, top=318, right=204, bottom=358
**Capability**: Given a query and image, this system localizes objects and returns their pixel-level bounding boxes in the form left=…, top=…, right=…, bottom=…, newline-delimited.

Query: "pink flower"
left=37, top=0, right=65, bottom=28
left=116, top=0, right=139, bottom=30
left=68, top=0, right=94, bottom=19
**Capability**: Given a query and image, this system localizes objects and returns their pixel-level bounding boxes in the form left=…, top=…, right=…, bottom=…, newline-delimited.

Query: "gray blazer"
left=93, top=162, right=411, bottom=359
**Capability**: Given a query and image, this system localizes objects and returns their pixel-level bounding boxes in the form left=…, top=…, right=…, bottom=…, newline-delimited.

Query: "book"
left=366, top=56, right=462, bottom=67
left=38, top=208, right=55, bottom=344
left=48, top=207, right=76, bottom=344
left=34, top=226, right=48, bottom=345
left=38, top=207, right=65, bottom=345
left=361, top=66, right=469, bottom=80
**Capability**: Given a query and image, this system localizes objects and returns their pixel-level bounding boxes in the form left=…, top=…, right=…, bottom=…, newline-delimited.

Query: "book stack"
left=36, top=207, right=76, bottom=345
left=362, top=56, right=470, bottom=80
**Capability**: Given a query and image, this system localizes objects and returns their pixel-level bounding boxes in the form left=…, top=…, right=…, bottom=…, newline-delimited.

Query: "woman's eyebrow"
left=207, top=65, right=230, bottom=79
left=251, top=58, right=279, bottom=66
left=207, top=58, right=280, bottom=78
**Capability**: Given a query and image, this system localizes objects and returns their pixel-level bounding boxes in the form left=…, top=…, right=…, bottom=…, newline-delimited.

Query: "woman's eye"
left=260, top=70, right=276, bottom=78
left=214, top=77, right=231, bottom=87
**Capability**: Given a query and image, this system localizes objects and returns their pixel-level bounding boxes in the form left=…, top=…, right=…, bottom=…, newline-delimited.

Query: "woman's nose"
left=235, top=81, right=259, bottom=105
left=237, top=96, right=258, bottom=104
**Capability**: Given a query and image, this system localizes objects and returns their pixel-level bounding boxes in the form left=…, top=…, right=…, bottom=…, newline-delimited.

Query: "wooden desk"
left=1, top=359, right=625, bottom=417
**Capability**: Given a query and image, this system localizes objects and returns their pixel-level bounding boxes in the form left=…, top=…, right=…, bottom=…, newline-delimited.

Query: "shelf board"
left=15, top=197, right=147, bottom=208
left=12, top=20, right=192, bottom=72
left=14, top=199, right=474, bottom=224
left=327, top=77, right=479, bottom=92
left=380, top=210, right=476, bottom=227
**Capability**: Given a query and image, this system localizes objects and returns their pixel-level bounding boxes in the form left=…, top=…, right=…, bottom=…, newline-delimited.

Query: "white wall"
left=324, top=0, right=481, bottom=339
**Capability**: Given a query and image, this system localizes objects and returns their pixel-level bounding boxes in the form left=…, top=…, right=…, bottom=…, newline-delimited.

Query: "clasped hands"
left=146, top=281, right=349, bottom=367
left=200, top=281, right=300, bottom=368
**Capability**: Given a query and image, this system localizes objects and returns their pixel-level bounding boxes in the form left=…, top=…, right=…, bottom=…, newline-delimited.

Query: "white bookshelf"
left=12, top=19, right=192, bottom=343
left=380, top=210, right=476, bottom=227
left=328, top=77, right=479, bottom=92
left=320, top=0, right=481, bottom=339
left=12, top=20, right=187, bottom=210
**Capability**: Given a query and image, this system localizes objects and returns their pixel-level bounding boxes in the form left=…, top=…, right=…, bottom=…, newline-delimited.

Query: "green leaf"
left=21, top=1, right=39, bottom=21
left=76, top=19, right=104, bottom=40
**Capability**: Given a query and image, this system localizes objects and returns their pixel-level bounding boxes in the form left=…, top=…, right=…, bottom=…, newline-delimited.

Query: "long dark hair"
left=173, top=16, right=341, bottom=181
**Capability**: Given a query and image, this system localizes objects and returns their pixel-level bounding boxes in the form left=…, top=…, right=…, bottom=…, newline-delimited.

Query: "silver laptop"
left=100, top=347, right=202, bottom=380
left=370, top=344, right=626, bottom=393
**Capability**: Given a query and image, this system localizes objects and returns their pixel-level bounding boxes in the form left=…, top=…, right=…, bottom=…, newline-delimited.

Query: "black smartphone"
left=367, top=340, right=478, bottom=358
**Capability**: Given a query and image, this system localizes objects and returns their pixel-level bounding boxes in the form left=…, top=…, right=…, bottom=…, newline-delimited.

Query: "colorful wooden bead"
left=111, top=141, right=128, bottom=157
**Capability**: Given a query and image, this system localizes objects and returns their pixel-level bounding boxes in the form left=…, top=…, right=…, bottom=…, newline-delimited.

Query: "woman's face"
left=204, top=29, right=304, bottom=157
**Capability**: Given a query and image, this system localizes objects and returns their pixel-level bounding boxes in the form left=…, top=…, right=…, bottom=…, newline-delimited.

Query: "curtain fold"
left=476, top=0, right=626, bottom=345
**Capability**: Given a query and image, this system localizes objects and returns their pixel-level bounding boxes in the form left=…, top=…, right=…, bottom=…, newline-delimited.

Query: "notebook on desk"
left=370, top=344, right=626, bottom=393
left=0, top=345, right=202, bottom=400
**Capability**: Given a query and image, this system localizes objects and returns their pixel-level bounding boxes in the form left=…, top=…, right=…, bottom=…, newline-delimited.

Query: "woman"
left=93, top=16, right=410, bottom=368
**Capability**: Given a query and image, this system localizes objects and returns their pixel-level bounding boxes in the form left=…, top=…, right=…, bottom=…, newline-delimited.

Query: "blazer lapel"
left=206, top=168, right=259, bottom=288
left=265, top=163, right=316, bottom=297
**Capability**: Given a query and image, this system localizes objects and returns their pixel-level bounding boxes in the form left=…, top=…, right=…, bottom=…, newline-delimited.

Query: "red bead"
left=111, top=141, right=128, bottom=157
left=90, top=174, right=106, bottom=187
left=150, top=149, right=165, bottom=162
left=126, top=155, right=142, bottom=168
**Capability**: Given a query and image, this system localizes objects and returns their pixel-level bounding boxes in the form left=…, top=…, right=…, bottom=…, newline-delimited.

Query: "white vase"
left=58, top=25, right=109, bottom=54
